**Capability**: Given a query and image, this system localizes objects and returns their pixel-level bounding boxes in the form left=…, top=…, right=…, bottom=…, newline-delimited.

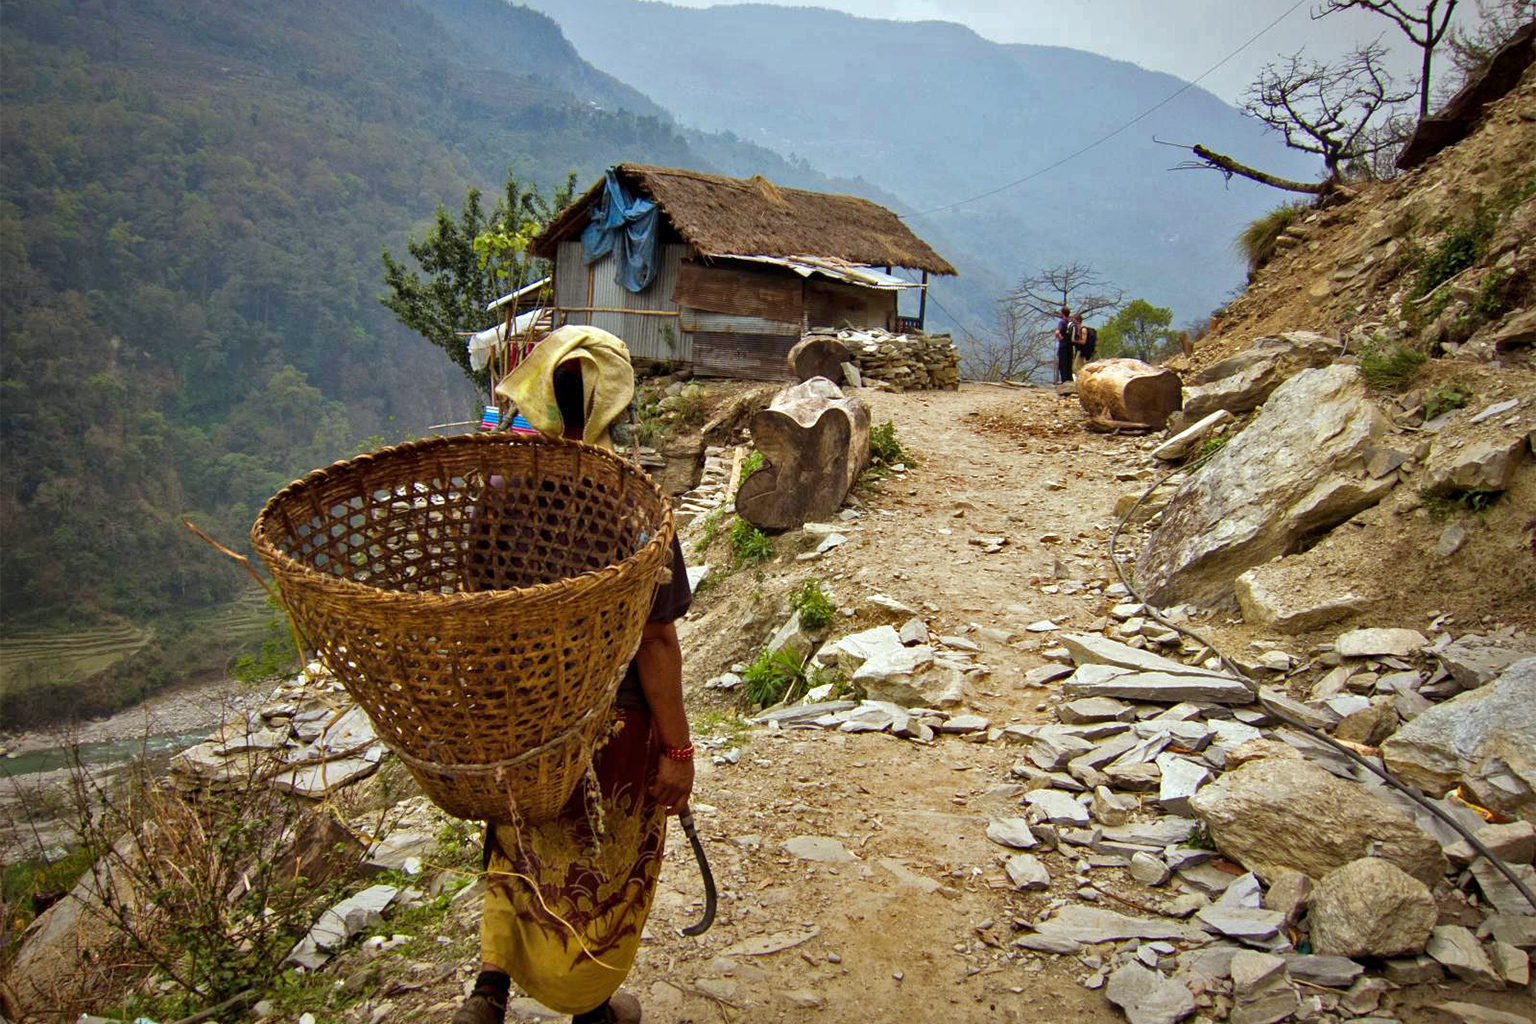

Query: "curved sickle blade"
left=677, top=808, right=717, bottom=937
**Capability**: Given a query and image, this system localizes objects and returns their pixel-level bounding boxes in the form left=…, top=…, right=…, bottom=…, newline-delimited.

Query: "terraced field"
left=0, top=587, right=272, bottom=701
left=0, top=621, right=151, bottom=697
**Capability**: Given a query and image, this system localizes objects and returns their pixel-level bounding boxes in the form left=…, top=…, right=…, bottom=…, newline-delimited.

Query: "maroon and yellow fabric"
left=481, top=705, right=666, bottom=1014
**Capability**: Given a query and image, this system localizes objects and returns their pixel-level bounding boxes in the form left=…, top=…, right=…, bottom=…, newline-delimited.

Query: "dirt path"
left=618, top=383, right=1153, bottom=1024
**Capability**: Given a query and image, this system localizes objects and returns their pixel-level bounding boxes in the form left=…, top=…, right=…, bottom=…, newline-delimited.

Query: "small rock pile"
left=802, top=327, right=959, bottom=391
left=169, top=662, right=389, bottom=800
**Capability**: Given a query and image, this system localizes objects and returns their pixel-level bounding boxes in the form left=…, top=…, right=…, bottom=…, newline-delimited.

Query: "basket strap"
left=387, top=693, right=617, bottom=776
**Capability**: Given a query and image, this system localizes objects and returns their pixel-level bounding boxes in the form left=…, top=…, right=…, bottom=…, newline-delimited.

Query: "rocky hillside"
left=1147, top=63, right=1536, bottom=638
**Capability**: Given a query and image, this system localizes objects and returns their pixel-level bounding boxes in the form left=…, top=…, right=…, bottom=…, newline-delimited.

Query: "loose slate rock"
left=1005, top=854, right=1051, bottom=891
left=1195, top=905, right=1286, bottom=944
left=1334, top=627, right=1427, bottom=658
left=1381, top=656, right=1536, bottom=823
left=1024, top=789, right=1090, bottom=827
left=986, top=817, right=1038, bottom=850
left=1104, top=963, right=1197, bottom=1024
left=1425, top=925, right=1502, bottom=987
left=1058, top=697, right=1136, bottom=724
left=1155, top=753, right=1210, bottom=817
left=1229, top=950, right=1299, bottom=1024
left=1032, top=905, right=1204, bottom=943
left=1063, top=665, right=1254, bottom=705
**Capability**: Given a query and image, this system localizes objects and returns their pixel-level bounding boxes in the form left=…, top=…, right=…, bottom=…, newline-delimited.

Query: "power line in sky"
left=901, top=0, right=1310, bottom=220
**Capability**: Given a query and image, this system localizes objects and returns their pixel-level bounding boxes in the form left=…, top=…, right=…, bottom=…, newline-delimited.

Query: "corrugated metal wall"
left=554, top=242, right=690, bottom=363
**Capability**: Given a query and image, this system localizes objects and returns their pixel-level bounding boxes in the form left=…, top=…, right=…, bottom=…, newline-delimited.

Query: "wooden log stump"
left=736, top=378, right=870, bottom=531
left=1077, top=359, right=1183, bottom=430
left=787, top=336, right=851, bottom=383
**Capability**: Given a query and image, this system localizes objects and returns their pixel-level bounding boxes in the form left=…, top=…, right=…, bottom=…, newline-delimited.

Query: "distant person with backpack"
left=1073, top=312, right=1097, bottom=369
left=1054, top=306, right=1075, bottom=384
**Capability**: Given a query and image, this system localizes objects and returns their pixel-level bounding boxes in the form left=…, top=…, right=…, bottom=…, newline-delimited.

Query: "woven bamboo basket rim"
left=249, top=431, right=674, bottom=607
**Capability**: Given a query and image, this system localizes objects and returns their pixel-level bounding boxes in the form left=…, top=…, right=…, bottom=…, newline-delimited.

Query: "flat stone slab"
left=1061, top=633, right=1219, bottom=676
left=1196, top=905, right=1286, bottom=943
left=1335, top=628, right=1427, bottom=658
left=784, top=836, right=856, bottom=863
left=1024, top=789, right=1090, bottom=827
left=753, top=701, right=858, bottom=724
left=1099, top=818, right=1199, bottom=848
left=1032, top=905, right=1205, bottom=944
left=1105, top=963, right=1198, bottom=1024
left=1064, top=663, right=1254, bottom=705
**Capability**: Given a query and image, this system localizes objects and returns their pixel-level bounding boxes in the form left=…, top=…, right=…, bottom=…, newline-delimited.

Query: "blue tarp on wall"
left=580, top=170, right=660, bottom=293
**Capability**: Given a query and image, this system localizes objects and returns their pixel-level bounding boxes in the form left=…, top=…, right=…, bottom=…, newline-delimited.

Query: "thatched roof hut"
left=533, top=164, right=956, bottom=276
left=518, top=163, right=954, bottom=380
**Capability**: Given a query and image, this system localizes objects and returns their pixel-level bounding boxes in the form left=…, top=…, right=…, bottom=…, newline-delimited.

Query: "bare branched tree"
left=963, top=263, right=1122, bottom=383
left=1004, top=262, right=1123, bottom=322
left=1243, top=43, right=1417, bottom=181
left=1314, top=0, right=1461, bottom=119
left=960, top=301, right=1055, bottom=382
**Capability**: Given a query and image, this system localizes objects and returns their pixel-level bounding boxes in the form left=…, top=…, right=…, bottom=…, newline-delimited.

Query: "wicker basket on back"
left=251, top=433, right=673, bottom=823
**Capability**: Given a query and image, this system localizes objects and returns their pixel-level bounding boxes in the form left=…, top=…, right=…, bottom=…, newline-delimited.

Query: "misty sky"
left=664, top=0, right=1476, bottom=104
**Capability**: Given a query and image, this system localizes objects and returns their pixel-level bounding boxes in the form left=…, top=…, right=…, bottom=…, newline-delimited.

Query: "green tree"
left=1097, top=299, right=1178, bottom=362
left=380, top=171, right=576, bottom=382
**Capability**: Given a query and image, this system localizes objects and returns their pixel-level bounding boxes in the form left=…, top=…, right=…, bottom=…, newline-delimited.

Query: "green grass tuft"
left=1359, top=345, right=1427, bottom=389
left=728, top=517, right=774, bottom=566
left=869, top=421, right=909, bottom=465
left=1423, top=383, right=1473, bottom=421
left=1236, top=200, right=1308, bottom=274
left=742, top=646, right=810, bottom=707
left=789, top=579, right=835, bottom=630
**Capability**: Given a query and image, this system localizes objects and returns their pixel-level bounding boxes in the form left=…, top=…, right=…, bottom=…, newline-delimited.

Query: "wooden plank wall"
left=674, top=262, right=804, bottom=321
left=805, top=278, right=895, bottom=331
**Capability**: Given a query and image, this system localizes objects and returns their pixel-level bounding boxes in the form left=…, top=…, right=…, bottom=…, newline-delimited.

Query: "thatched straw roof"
left=533, top=164, right=956, bottom=276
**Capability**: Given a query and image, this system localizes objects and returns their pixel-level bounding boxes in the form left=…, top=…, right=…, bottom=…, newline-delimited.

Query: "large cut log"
left=1077, top=359, right=1183, bottom=429
left=736, top=378, right=870, bottom=531
left=787, top=336, right=851, bottom=383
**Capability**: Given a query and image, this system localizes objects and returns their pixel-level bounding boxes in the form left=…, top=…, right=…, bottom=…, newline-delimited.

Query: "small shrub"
left=672, top=385, right=708, bottom=427
left=737, top=449, right=764, bottom=494
left=1237, top=200, right=1308, bottom=273
left=1422, top=487, right=1503, bottom=518
left=728, top=517, right=774, bottom=566
left=1359, top=344, right=1427, bottom=389
left=1412, top=205, right=1496, bottom=299
left=789, top=579, right=835, bottom=630
left=692, top=506, right=728, bottom=553
left=1188, top=433, right=1229, bottom=470
left=1423, top=383, right=1473, bottom=421
left=742, top=646, right=809, bottom=707
left=1472, top=266, right=1517, bottom=322
left=869, top=421, right=909, bottom=465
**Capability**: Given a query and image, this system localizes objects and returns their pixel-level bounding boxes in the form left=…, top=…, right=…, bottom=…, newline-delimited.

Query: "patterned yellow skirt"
left=480, top=706, right=667, bottom=1015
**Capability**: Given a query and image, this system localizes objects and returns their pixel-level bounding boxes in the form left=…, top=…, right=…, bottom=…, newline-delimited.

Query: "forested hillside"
left=0, top=0, right=901, bottom=721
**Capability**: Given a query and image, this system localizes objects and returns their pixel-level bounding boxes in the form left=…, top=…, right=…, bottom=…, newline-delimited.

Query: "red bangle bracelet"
left=663, top=743, right=695, bottom=762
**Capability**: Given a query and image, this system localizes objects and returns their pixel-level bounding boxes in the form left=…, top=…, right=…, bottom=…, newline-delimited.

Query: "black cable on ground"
left=1107, top=466, right=1536, bottom=912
